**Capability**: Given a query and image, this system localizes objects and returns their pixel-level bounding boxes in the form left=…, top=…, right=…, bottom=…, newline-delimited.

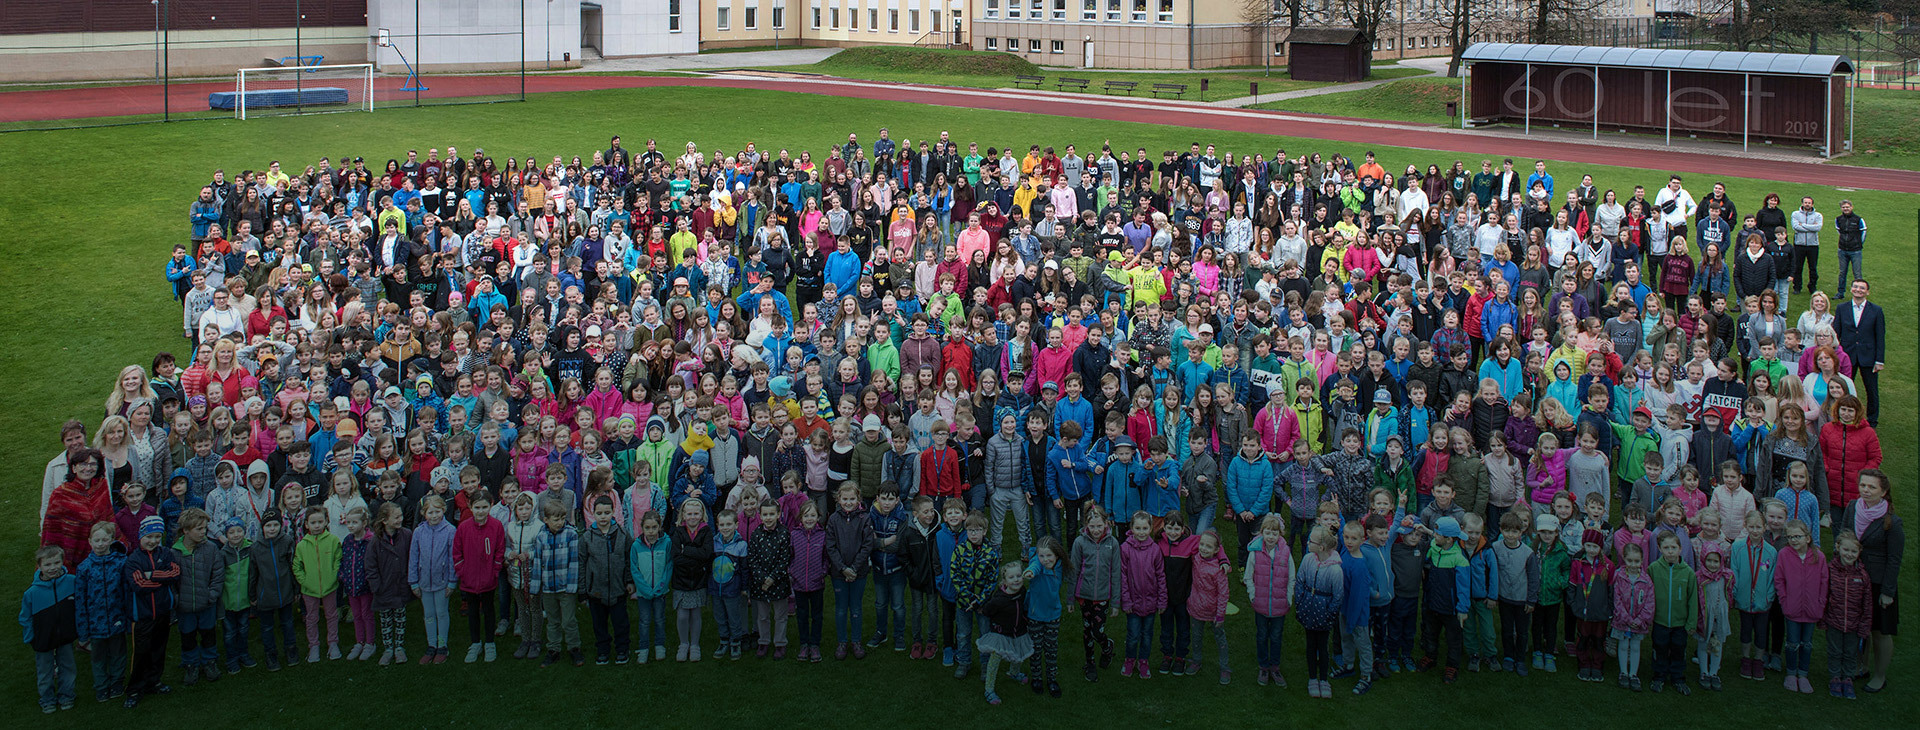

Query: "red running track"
left=5, top=74, right=1919, bottom=194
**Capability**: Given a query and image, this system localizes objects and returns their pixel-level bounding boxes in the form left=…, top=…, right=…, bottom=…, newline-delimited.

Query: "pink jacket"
left=1610, top=568, right=1655, bottom=633
left=452, top=517, right=506, bottom=593
left=512, top=447, right=552, bottom=492
left=1773, top=545, right=1829, bottom=624
left=1187, top=546, right=1232, bottom=623
left=1822, top=560, right=1873, bottom=637
left=1118, top=535, right=1167, bottom=616
left=1244, top=537, right=1294, bottom=618
left=1253, top=405, right=1301, bottom=456
left=582, top=388, right=625, bottom=428
left=1031, top=345, right=1074, bottom=395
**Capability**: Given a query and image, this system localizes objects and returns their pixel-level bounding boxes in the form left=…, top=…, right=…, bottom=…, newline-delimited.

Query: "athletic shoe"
left=182, top=665, right=200, bottom=687
left=1630, top=676, right=1643, bottom=692
left=484, top=643, right=497, bottom=662
left=392, top=648, right=408, bottom=664
left=1185, top=660, right=1200, bottom=676
left=378, top=650, right=394, bottom=666
left=1030, top=677, right=1045, bottom=694
left=942, top=647, right=955, bottom=666
left=867, top=633, right=887, bottom=649
left=1049, top=680, right=1063, bottom=697
left=309, top=647, right=322, bottom=664
left=1220, top=670, right=1232, bottom=685
left=1443, top=667, right=1458, bottom=684
left=570, top=649, right=586, bottom=666
left=614, top=651, right=629, bottom=665
left=1120, top=659, right=1134, bottom=677
left=432, top=648, right=448, bottom=664
left=1651, top=679, right=1666, bottom=693
left=466, top=644, right=485, bottom=663
left=1675, top=681, right=1692, bottom=696
left=1138, top=659, right=1152, bottom=680
left=1843, top=679, right=1857, bottom=699
left=1467, top=656, right=1481, bottom=672
left=541, top=651, right=559, bottom=668
left=1330, top=665, right=1356, bottom=679
left=1085, top=665, right=1099, bottom=683
left=985, top=690, right=1001, bottom=705
left=654, top=646, right=666, bottom=660
left=328, top=643, right=342, bottom=660
left=1257, top=668, right=1270, bottom=686
left=850, top=643, right=866, bottom=660
left=420, top=648, right=437, bottom=666
left=835, top=642, right=849, bottom=660
left=1532, top=651, right=1544, bottom=670
left=595, top=653, right=610, bottom=666
left=676, top=644, right=690, bottom=662
left=1542, top=654, right=1556, bottom=673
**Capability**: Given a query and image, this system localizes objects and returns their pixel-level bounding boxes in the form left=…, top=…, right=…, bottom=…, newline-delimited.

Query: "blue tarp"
left=208, top=87, right=350, bottom=111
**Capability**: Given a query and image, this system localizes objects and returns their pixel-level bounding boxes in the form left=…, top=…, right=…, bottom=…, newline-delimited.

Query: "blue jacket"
left=1480, top=298, right=1517, bottom=342
left=126, top=544, right=180, bottom=622
left=824, top=250, right=863, bottom=295
left=1051, top=396, right=1094, bottom=434
left=1045, top=442, right=1098, bottom=501
left=1101, top=458, right=1146, bottom=520
left=934, top=524, right=965, bottom=602
left=1338, top=550, right=1373, bottom=627
left=1208, top=365, right=1250, bottom=406
left=19, top=571, right=78, bottom=648
left=629, top=534, right=673, bottom=600
left=1025, top=548, right=1065, bottom=622
left=407, top=518, right=458, bottom=591
left=1224, top=454, right=1276, bottom=516
left=73, top=546, right=130, bottom=640
left=1467, top=542, right=1501, bottom=601
left=1423, top=543, right=1473, bottom=614
left=709, top=530, right=748, bottom=597
left=870, top=505, right=909, bottom=576
left=1478, top=357, right=1525, bottom=401
left=1139, top=457, right=1182, bottom=517
left=1360, top=542, right=1394, bottom=607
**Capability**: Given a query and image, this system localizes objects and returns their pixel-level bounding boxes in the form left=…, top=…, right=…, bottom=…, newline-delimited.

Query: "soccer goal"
left=221, top=63, right=375, bottom=120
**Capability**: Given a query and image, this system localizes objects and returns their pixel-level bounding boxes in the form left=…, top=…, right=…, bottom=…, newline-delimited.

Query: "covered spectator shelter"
left=1460, top=43, right=1854, bottom=157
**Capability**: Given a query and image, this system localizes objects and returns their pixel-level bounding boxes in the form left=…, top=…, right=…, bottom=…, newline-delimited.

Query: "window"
left=668, top=0, right=683, bottom=31
left=1050, top=40, right=1064, bottom=53
left=1385, top=38, right=1394, bottom=50
left=1083, top=0, right=1096, bottom=20
left=986, top=37, right=998, bottom=49
left=889, top=8, right=898, bottom=30
left=1158, top=0, right=1172, bottom=22
left=1030, top=0, right=1044, bottom=20
left=718, top=6, right=731, bottom=29
left=830, top=6, right=839, bottom=28
left=1029, top=39, right=1042, bottom=53
left=1053, top=0, right=1067, bottom=19
left=870, top=8, right=878, bottom=29
left=772, top=1, right=785, bottom=29
left=986, top=0, right=1000, bottom=19
left=1132, top=0, right=1146, bottom=21
left=746, top=1, right=758, bottom=29
left=910, top=8, right=919, bottom=30
left=1107, top=0, right=1120, bottom=20
left=1273, top=41, right=1284, bottom=55
left=1008, top=37, right=1019, bottom=50
left=1009, top=0, right=1020, bottom=18
left=812, top=6, right=821, bottom=28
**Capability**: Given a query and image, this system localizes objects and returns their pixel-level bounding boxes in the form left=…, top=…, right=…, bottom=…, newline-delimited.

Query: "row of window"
left=805, top=5, right=952, bottom=32
left=984, top=0, right=1174, bottom=22
left=985, top=37, right=1067, bottom=54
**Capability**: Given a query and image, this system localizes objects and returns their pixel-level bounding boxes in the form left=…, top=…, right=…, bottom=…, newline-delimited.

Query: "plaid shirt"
left=528, top=525, right=580, bottom=595
left=1429, top=327, right=1471, bottom=362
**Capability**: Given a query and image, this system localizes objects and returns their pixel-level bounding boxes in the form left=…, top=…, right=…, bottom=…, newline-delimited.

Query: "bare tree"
left=1326, top=0, right=1394, bottom=70
left=1524, top=0, right=1608, bottom=44
left=1435, top=0, right=1479, bottom=76
left=1242, top=0, right=1289, bottom=74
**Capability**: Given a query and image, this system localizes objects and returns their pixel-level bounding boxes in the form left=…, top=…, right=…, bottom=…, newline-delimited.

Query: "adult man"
left=1832, top=199, right=1866, bottom=295
left=1652, top=175, right=1697, bottom=242
left=1833, top=278, right=1884, bottom=426
left=1789, top=196, right=1823, bottom=294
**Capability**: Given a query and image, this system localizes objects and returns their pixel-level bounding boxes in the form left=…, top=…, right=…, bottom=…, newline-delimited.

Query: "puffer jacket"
left=1773, top=545, right=1828, bottom=624
left=1821, top=559, right=1873, bottom=637
left=1244, top=535, right=1294, bottom=618
left=73, top=544, right=130, bottom=640
left=1819, top=418, right=1881, bottom=509
left=629, top=533, right=674, bottom=600
left=293, top=530, right=342, bottom=598
left=1225, top=455, right=1275, bottom=517
left=248, top=531, right=298, bottom=610
left=1118, top=534, right=1166, bottom=616
left=709, top=529, right=748, bottom=598
left=787, top=525, right=828, bottom=593
left=900, top=520, right=941, bottom=593
left=1068, top=527, right=1123, bottom=603
left=825, top=506, right=874, bottom=580
left=580, top=522, right=633, bottom=603
left=452, top=518, right=505, bottom=594
left=983, top=433, right=1031, bottom=493
left=172, top=537, right=227, bottom=613
left=744, top=527, right=789, bottom=601
left=1187, top=545, right=1231, bottom=623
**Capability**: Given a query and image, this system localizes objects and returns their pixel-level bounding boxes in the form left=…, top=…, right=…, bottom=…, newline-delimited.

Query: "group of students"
left=25, top=130, right=1901, bottom=712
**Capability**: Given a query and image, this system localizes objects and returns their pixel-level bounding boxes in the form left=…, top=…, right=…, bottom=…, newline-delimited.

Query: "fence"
left=0, top=0, right=528, bottom=132
left=1558, top=15, right=1920, bottom=90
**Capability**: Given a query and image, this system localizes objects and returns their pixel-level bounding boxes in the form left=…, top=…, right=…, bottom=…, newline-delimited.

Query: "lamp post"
left=545, top=0, right=553, bottom=69
left=151, top=0, right=160, bottom=84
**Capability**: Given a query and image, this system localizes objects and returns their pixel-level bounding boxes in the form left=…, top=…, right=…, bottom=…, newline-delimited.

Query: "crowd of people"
left=24, top=130, right=1901, bottom=712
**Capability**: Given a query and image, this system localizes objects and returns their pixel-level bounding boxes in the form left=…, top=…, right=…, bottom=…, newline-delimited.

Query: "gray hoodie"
left=1068, top=528, right=1124, bottom=603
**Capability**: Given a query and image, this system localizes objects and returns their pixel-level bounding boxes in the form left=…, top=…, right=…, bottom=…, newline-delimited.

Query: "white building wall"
left=601, top=0, right=701, bottom=56
left=368, top=0, right=581, bottom=71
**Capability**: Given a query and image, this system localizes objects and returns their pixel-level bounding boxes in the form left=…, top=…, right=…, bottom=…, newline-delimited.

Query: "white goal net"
left=228, top=63, right=375, bottom=120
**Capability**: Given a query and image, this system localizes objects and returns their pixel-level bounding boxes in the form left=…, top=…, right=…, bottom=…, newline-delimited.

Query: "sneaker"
left=1049, top=680, right=1063, bottom=697
left=954, top=663, right=970, bottom=680
left=1443, top=667, right=1458, bottom=684
left=1157, top=657, right=1174, bottom=674
left=1331, top=665, right=1356, bottom=680
left=1257, top=668, right=1270, bottom=686
left=850, top=643, right=866, bottom=660
left=182, top=665, right=200, bottom=687
left=595, top=653, right=610, bottom=666
left=542, top=651, right=559, bottom=668
left=1138, top=659, right=1152, bottom=680
left=495, top=619, right=510, bottom=636
left=1121, top=659, right=1134, bottom=678
left=1085, top=665, right=1100, bottom=683
left=393, top=648, right=408, bottom=664
left=894, top=641, right=907, bottom=653
left=688, top=645, right=702, bottom=662
left=570, top=649, right=586, bottom=666
left=432, top=648, right=448, bottom=664
left=378, top=650, right=394, bottom=666
left=1618, top=673, right=1630, bottom=688
left=1498, top=657, right=1514, bottom=673
left=835, top=642, right=849, bottom=660
left=420, top=648, right=437, bottom=666
left=757, top=643, right=770, bottom=658
left=771, top=645, right=786, bottom=661
left=484, top=643, right=498, bottom=663
left=1765, top=655, right=1783, bottom=672
left=283, top=650, right=300, bottom=668
left=1532, top=651, right=1544, bottom=670
left=1651, top=679, right=1666, bottom=693
left=309, top=647, right=322, bottom=664
left=328, top=643, right=342, bottom=660
left=637, top=649, right=650, bottom=665
left=1185, top=660, right=1200, bottom=676
left=1630, top=676, right=1643, bottom=692
left=942, top=647, right=955, bottom=667
left=1220, top=670, right=1232, bottom=685
left=1467, top=656, right=1482, bottom=673
left=1564, top=640, right=1576, bottom=656
left=1353, top=678, right=1372, bottom=695
left=1100, top=641, right=1114, bottom=668
left=1843, top=679, right=1857, bottom=700
left=239, top=655, right=257, bottom=669
left=1416, top=656, right=1436, bottom=672
left=867, top=632, right=887, bottom=649
left=676, top=644, right=690, bottom=662
left=202, top=664, right=222, bottom=682
left=1675, top=681, right=1692, bottom=696
left=1515, top=663, right=1529, bottom=678
left=1030, top=677, right=1045, bottom=694
left=1543, top=654, right=1556, bottom=673
left=810, top=645, right=824, bottom=663
left=615, top=649, right=630, bottom=665
left=123, top=693, right=140, bottom=709
left=41, top=706, right=53, bottom=715
left=985, top=690, right=1002, bottom=705
left=1272, top=670, right=1287, bottom=688
left=466, top=644, right=484, bottom=663
left=1798, top=675, right=1815, bottom=694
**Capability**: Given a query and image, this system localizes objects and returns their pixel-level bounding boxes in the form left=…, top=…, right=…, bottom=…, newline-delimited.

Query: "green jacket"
left=1649, top=557, right=1697, bottom=632
left=636, top=438, right=677, bottom=490
left=1374, top=461, right=1415, bottom=510
left=850, top=439, right=891, bottom=499
left=1534, top=538, right=1570, bottom=606
left=220, top=538, right=252, bottom=612
left=1611, top=424, right=1661, bottom=483
left=867, top=339, right=901, bottom=383
left=293, top=531, right=342, bottom=598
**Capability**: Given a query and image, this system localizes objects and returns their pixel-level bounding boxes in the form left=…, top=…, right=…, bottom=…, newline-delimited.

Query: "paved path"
left=4, top=71, right=1916, bottom=193
left=570, top=48, right=841, bottom=73
left=1211, top=58, right=1445, bottom=108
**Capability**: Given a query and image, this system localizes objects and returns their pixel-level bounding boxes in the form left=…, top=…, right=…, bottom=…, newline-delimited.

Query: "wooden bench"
left=1150, top=82, right=1189, bottom=98
left=1013, top=75, right=1046, bottom=89
left=1055, top=77, right=1090, bottom=92
left=1102, top=80, right=1139, bottom=95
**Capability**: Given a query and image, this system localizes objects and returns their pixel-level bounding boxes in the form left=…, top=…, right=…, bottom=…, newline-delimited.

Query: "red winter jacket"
left=452, top=517, right=507, bottom=593
left=1822, top=559, right=1873, bottom=637
left=1819, top=418, right=1881, bottom=509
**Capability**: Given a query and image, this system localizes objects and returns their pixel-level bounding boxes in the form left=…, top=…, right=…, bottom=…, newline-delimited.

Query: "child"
left=1531, top=513, right=1570, bottom=673
left=666, top=498, right=711, bottom=663
left=124, top=515, right=177, bottom=707
left=1293, top=524, right=1344, bottom=698
left=867, top=484, right=909, bottom=652
left=502, top=494, right=544, bottom=659
left=1613, top=503, right=1653, bottom=566
left=409, top=495, right=458, bottom=664
left=1187, top=530, right=1233, bottom=685
left=825, top=483, right=874, bottom=660
left=1334, top=520, right=1376, bottom=693
left=1117, top=511, right=1166, bottom=680
left=454, top=490, right=506, bottom=663
left=1489, top=510, right=1541, bottom=676
left=1708, top=461, right=1757, bottom=544
left=1244, top=513, right=1294, bottom=687
left=364, top=503, right=412, bottom=665
left=1461, top=513, right=1499, bottom=672
left=1822, top=532, right=1872, bottom=698
left=1652, top=497, right=1697, bottom=568
left=788, top=501, right=828, bottom=662
left=75, top=523, right=130, bottom=701
left=531, top=498, right=585, bottom=666
left=292, top=506, right=342, bottom=663
left=1774, top=519, right=1826, bottom=694
left=977, top=561, right=1034, bottom=704
left=1419, top=516, right=1471, bottom=683
left=899, top=496, right=943, bottom=660
left=745, top=502, right=791, bottom=658
left=171, top=508, right=224, bottom=684
left=1772, top=461, right=1823, bottom=545
left=1695, top=542, right=1733, bottom=691
left=950, top=510, right=998, bottom=679
left=1612, top=542, right=1655, bottom=690
left=1567, top=528, right=1615, bottom=681
left=630, top=510, right=673, bottom=663
left=337, top=508, right=375, bottom=662
left=709, top=507, right=749, bottom=660
left=249, top=507, right=301, bottom=671
left=1068, top=504, right=1123, bottom=682
left=1156, top=513, right=1197, bottom=675
left=24, top=546, right=78, bottom=713
left=576, top=496, right=631, bottom=664
left=1024, top=535, right=1068, bottom=695
left=1729, top=511, right=1777, bottom=680
left=1649, top=532, right=1697, bottom=694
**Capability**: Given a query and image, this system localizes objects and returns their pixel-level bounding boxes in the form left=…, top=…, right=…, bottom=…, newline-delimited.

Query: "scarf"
left=1854, top=498, right=1889, bottom=538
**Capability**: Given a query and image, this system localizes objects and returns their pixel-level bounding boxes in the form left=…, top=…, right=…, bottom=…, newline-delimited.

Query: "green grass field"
left=725, top=46, right=1429, bottom=102
left=0, top=85, right=1914, bottom=725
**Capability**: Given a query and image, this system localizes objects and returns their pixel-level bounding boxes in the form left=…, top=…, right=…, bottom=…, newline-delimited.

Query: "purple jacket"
left=1118, top=535, right=1167, bottom=616
left=1773, top=545, right=1828, bottom=624
left=788, top=525, right=828, bottom=593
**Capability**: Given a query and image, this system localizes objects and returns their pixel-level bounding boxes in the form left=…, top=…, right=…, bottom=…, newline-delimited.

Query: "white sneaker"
left=308, top=647, right=321, bottom=664
left=393, top=648, right=409, bottom=664
left=496, top=620, right=511, bottom=636
left=636, top=649, right=650, bottom=665
left=654, top=646, right=666, bottom=660
left=327, top=643, right=342, bottom=660
left=676, top=644, right=690, bottom=662
left=483, top=643, right=498, bottom=662
left=465, top=644, right=484, bottom=663
left=377, top=649, right=395, bottom=666
left=690, top=645, right=702, bottom=662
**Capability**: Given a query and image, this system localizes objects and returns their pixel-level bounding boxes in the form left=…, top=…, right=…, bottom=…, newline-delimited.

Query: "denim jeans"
left=953, top=608, right=983, bottom=667
left=1126, top=613, right=1155, bottom=661
left=420, top=588, right=452, bottom=648
left=88, top=632, right=127, bottom=698
left=1784, top=620, right=1816, bottom=674
left=1159, top=603, right=1191, bottom=659
left=1836, top=250, right=1864, bottom=293
left=871, top=571, right=906, bottom=644
left=832, top=575, right=867, bottom=644
left=1339, top=618, right=1374, bottom=677
left=36, top=646, right=75, bottom=708
left=712, top=593, right=747, bottom=645
left=177, top=606, right=218, bottom=667
left=635, top=595, right=666, bottom=652
left=1189, top=503, right=1216, bottom=540
left=907, top=587, right=940, bottom=643
left=257, top=604, right=297, bottom=662
left=1253, top=613, right=1286, bottom=668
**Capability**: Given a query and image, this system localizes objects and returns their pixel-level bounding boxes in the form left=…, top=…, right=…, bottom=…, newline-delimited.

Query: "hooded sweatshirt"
left=1119, top=533, right=1167, bottom=616
left=1068, top=524, right=1123, bottom=603
left=1772, top=543, right=1828, bottom=624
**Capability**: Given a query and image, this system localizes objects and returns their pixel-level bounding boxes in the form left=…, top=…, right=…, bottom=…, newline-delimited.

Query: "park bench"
left=1102, top=80, right=1138, bottom=95
left=1150, top=82, right=1189, bottom=98
left=1013, top=75, right=1046, bottom=89
left=1055, top=77, right=1090, bottom=92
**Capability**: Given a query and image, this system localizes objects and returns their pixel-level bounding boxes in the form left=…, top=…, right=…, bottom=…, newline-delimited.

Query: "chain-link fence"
left=0, top=0, right=528, bottom=132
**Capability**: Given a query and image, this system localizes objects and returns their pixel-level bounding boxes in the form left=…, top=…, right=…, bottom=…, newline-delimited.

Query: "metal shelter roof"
left=1460, top=43, right=1853, bottom=77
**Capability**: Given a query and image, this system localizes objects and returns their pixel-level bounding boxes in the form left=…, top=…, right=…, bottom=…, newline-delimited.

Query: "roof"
left=1285, top=28, right=1365, bottom=46
left=1460, top=43, right=1852, bottom=77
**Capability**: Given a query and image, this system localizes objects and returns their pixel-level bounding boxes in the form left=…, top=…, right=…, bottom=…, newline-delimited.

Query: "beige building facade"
left=698, top=0, right=975, bottom=49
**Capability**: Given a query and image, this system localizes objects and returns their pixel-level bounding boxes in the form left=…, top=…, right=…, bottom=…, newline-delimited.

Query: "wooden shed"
left=1287, top=28, right=1368, bottom=83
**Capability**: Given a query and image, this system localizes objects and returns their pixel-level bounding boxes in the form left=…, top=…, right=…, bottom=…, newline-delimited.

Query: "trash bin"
left=1445, top=101, right=1457, bottom=119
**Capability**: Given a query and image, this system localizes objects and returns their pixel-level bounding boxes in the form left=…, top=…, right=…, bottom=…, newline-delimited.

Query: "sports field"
left=0, top=83, right=1913, bottom=725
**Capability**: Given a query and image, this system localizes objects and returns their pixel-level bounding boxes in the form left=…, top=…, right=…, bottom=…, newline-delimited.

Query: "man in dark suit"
left=1833, top=278, right=1885, bottom=425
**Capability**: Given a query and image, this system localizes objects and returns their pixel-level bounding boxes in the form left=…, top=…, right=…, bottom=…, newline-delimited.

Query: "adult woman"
left=41, top=448, right=113, bottom=569
left=1800, top=325, right=1853, bottom=378
left=94, top=415, right=134, bottom=492
left=1818, top=394, right=1881, bottom=512
left=125, top=399, right=172, bottom=493
left=1743, top=290, right=1787, bottom=360
left=1796, top=290, right=1835, bottom=342
left=1838, top=469, right=1901, bottom=693
left=1801, top=347, right=1856, bottom=416
left=105, top=365, right=158, bottom=418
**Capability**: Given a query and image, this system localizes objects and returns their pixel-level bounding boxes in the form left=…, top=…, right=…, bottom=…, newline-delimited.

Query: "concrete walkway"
left=568, top=47, right=841, bottom=73
left=1210, top=66, right=1439, bottom=108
